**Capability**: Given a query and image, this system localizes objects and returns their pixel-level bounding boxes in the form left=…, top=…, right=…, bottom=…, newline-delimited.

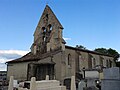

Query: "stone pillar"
left=30, top=77, right=36, bottom=90
left=71, top=76, right=76, bottom=90
left=46, top=75, right=49, bottom=80
left=33, top=45, right=36, bottom=55
left=47, top=43, right=50, bottom=52
left=8, top=76, right=14, bottom=90
left=62, top=44, right=65, bottom=51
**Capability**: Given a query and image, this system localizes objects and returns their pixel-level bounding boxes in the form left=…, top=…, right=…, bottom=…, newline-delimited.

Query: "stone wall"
left=65, top=48, right=76, bottom=77
left=7, top=62, right=29, bottom=81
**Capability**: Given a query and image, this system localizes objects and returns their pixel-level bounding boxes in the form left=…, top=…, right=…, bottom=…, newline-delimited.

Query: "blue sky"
left=0, top=0, right=120, bottom=70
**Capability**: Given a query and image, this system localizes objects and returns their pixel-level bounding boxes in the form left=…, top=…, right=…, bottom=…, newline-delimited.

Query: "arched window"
left=92, top=57, right=96, bottom=68
left=68, top=54, right=71, bottom=66
left=42, top=27, right=46, bottom=42
left=100, top=58, right=103, bottom=66
left=109, top=59, right=112, bottom=67
left=93, top=58, right=96, bottom=66
left=42, top=27, right=45, bottom=33
left=106, top=59, right=109, bottom=68
left=48, top=24, right=52, bottom=31
left=46, top=14, right=48, bottom=18
left=88, top=54, right=92, bottom=69
left=78, top=55, right=82, bottom=70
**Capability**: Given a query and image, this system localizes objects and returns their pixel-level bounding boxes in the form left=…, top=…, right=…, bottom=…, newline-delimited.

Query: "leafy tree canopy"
left=76, top=45, right=86, bottom=49
left=94, top=48, right=120, bottom=62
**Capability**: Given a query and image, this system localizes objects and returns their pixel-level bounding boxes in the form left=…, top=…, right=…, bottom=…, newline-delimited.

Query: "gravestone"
left=101, top=67, right=120, bottom=90
left=78, top=80, right=86, bottom=90
left=103, top=67, right=120, bottom=79
left=30, top=77, right=36, bottom=90
left=71, top=76, right=76, bottom=90
left=9, top=75, right=66, bottom=90
left=101, top=79, right=120, bottom=90
left=8, top=76, right=14, bottom=90
left=45, top=75, right=49, bottom=80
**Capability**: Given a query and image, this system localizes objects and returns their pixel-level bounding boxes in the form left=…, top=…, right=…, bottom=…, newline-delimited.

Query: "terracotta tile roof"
left=6, top=52, right=38, bottom=63
left=6, top=45, right=113, bottom=64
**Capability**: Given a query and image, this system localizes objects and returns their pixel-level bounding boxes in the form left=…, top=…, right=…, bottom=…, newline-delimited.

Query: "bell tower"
left=31, top=5, right=66, bottom=54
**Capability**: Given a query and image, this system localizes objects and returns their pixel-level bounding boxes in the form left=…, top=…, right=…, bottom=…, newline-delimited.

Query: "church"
left=6, top=5, right=115, bottom=86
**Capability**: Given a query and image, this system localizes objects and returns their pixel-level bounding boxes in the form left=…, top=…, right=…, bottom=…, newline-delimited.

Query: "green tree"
left=94, top=48, right=108, bottom=55
left=94, top=48, right=120, bottom=62
left=107, top=48, right=119, bottom=61
left=76, top=45, right=86, bottom=49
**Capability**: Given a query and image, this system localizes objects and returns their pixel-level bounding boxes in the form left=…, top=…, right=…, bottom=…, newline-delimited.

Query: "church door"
left=35, top=64, right=54, bottom=80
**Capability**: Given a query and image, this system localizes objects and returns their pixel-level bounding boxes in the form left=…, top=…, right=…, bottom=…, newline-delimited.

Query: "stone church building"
left=7, top=5, right=115, bottom=85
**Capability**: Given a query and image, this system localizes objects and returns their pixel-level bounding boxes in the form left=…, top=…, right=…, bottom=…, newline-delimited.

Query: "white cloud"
left=0, top=57, right=10, bottom=63
left=0, top=50, right=29, bottom=63
left=0, top=50, right=29, bottom=71
left=0, top=63, right=7, bottom=71
left=63, top=37, right=71, bottom=41
left=0, top=50, right=29, bottom=56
